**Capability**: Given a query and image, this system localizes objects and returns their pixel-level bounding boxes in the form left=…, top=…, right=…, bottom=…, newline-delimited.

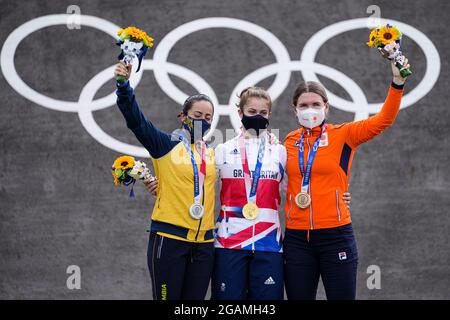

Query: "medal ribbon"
left=238, top=133, right=266, bottom=204
left=181, top=137, right=207, bottom=206
left=298, top=124, right=327, bottom=194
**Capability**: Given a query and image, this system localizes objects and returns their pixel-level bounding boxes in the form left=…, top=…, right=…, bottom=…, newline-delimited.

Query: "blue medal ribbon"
left=240, top=135, right=266, bottom=202
left=180, top=137, right=205, bottom=206
left=298, top=126, right=325, bottom=194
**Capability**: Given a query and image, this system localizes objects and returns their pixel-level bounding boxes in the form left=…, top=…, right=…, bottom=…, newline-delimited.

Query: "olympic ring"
left=152, top=17, right=292, bottom=136
left=300, top=18, right=440, bottom=120
left=78, top=60, right=217, bottom=157
left=0, top=15, right=132, bottom=112
left=231, top=61, right=368, bottom=114
left=0, top=14, right=441, bottom=157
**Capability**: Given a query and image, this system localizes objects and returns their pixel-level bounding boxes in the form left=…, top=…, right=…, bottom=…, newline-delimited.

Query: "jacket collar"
left=300, top=121, right=326, bottom=137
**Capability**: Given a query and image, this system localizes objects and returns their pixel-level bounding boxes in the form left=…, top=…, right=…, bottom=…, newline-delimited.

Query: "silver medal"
left=189, top=204, right=204, bottom=220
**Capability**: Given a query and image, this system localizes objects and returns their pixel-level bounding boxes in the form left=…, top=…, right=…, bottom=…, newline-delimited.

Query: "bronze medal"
left=295, top=192, right=311, bottom=209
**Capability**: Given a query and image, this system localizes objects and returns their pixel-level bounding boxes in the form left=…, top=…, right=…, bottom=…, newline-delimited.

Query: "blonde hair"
left=236, top=86, right=272, bottom=111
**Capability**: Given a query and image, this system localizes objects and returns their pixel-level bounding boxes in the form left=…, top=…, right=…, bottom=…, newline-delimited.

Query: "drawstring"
left=307, top=230, right=310, bottom=243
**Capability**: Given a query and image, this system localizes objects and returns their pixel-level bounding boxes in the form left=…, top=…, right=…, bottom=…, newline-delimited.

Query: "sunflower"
left=117, top=26, right=154, bottom=47
left=377, top=25, right=401, bottom=45
left=367, top=28, right=380, bottom=47
left=113, top=155, right=135, bottom=171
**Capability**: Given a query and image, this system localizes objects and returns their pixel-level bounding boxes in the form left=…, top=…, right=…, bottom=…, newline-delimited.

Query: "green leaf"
left=115, top=168, right=124, bottom=178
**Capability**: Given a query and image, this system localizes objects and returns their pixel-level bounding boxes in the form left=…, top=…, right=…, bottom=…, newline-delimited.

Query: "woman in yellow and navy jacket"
left=114, top=62, right=216, bottom=300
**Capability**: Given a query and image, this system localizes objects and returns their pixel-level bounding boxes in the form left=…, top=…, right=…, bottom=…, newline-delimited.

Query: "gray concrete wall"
left=0, top=0, right=449, bottom=299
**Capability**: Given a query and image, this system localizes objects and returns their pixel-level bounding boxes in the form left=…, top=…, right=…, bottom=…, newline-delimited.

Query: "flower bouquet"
left=116, top=26, right=154, bottom=84
left=367, top=24, right=412, bottom=78
left=111, top=155, right=156, bottom=197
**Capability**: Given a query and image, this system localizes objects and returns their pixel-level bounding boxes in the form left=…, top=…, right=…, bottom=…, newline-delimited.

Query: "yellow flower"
left=367, top=28, right=379, bottom=47
left=113, top=155, right=135, bottom=170
left=117, top=26, right=154, bottom=47
left=377, top=25, right=401, bottom=45
left=111, top=169, right=120, bottom=186
left=112, top=172, right=120, bottom=186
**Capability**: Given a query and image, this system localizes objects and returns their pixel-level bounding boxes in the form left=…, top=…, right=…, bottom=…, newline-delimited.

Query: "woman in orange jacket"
left=283, top=56, right=411, bottom=300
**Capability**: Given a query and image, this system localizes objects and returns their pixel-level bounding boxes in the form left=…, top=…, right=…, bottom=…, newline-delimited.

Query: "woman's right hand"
left=144, top=177, right=158, bottom=197
left=114, top=61, right=132, bottom=81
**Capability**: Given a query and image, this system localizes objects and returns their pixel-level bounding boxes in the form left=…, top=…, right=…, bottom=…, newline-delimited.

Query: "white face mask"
left=296, top=107, right=325, bottom=129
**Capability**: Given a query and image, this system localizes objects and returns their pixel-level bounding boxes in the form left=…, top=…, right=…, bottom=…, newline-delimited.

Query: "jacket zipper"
left=195, top=218, right=203, bottom=241
left=157, top=181, right=162, bottom=209
left=335, top=190, right=341, bottom=221
left=157, top=183, right=161, bottom=209
left=306, top=131, right=314, bottom=230
left=194, top=185, right=205, bottom=241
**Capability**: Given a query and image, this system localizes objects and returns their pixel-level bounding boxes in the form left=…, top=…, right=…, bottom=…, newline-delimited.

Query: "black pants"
left=147, top=231, right=215, bottom=300
left=283, top=224, right=358, bottom=300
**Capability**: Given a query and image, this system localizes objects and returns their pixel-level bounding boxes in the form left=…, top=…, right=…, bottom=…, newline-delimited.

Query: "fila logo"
left=220, top=283, right=226, bottom=292
left=338, top=251, right=347, bottom=260
left=264, top=277, right=276, bottom=285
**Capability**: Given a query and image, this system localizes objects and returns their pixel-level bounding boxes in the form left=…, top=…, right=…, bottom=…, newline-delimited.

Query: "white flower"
left=129, top=160, right=147, bottom=179
left=120, top=39, right=144, bottom=59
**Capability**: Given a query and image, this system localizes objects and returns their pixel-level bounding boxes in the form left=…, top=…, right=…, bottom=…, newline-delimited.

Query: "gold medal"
left=242, top=203, right=259, bottom=220
left=295, top=192, right=311, bottom=209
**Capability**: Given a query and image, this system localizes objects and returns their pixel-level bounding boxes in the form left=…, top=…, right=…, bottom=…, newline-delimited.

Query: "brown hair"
left=182, top=94, right=214, bottom=115
left=236, top=86, right=272, bottom=111
left=292, top=81, right=328, bottom=107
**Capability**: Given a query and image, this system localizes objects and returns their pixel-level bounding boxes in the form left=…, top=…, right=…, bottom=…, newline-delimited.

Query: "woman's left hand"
left=391, top=57, right=410, bottom=85
left=379, top=48, right=410, bottom=85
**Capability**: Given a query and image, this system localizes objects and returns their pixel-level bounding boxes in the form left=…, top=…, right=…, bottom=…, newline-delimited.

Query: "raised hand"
left=114, top=61, right=132, bottom=82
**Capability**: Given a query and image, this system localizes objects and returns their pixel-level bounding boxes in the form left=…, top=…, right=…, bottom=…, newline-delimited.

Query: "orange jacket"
left=284, top=84, right=404, bottom=230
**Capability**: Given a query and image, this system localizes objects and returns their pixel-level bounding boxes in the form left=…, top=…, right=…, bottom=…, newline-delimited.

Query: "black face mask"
left=182, top=117, right=211, bottom=143
left=241, top=114, right=269, bottom=136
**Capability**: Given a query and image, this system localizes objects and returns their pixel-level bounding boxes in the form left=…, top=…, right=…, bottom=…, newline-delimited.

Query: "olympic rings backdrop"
left=1, top=0, right=449, bottom=299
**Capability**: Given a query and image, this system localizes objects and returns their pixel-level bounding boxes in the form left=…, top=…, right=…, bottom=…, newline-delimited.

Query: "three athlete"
left=114, top=49, right=409, bottom=300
